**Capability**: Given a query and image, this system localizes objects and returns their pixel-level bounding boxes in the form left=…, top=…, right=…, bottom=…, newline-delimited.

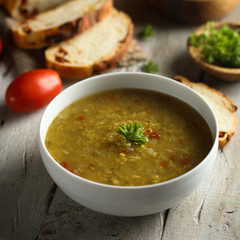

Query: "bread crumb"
left=117, top=39, right=148, bottom=68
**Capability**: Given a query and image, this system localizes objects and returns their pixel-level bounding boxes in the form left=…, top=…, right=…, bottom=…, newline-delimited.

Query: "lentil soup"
left=45, top=89, right=213, bottom=186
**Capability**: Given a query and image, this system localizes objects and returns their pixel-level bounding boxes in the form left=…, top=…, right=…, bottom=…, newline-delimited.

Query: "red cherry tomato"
left=5, top=69, right=62, bottom=112
left=0, top=38, right=2, bottom=55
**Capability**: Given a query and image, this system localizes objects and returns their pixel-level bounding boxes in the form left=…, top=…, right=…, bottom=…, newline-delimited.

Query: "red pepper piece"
left=60, top=161, right=68, bottom=168
left=178, top=139, right=184, bottom=145
left=79, top=115, right=85, bottom=120
left=120, top=149, right=130, bottom=153
left=69, top=168, right=77, bottom=174
left=182, top=156, right=189, bottom=165
left=106, top=95, right=116, bottom=102
left=160, top=161, right=168, bottom=167
left=149, top=132, right=160, bottom=139
left=134, top=98, right=141, bottom=104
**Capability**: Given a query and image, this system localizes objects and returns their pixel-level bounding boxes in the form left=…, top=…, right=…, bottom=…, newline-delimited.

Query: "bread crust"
left=173, top=75, right=238, bottom=148
left=3, top=0, right=41, bottom=20
left=3, top=0, right=71, bottom=20
left=45, top=11, right=134, bottom=79
left=11, top=0, right=113, bottom=49
left=2, top=0, right=21, bottom=18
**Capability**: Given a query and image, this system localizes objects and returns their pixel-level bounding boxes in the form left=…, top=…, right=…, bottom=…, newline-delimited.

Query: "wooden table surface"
left=1, top=1, right=240, bottom=239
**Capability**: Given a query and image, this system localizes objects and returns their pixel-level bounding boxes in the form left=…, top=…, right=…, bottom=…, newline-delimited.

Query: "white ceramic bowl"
left=39, top=72, right=218, bottom=217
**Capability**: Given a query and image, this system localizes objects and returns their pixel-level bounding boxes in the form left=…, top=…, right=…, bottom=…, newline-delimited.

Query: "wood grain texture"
left=37, top=188, right=166, bottom=240
left=147, top=0, right=239, bottom=24
left=0, top=1, right=240, bottom=239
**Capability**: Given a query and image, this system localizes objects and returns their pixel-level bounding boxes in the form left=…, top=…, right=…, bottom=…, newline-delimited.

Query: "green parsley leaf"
left=139, top=24, right=154, bottom=39
left=189, top=21, right=240, bottom=68
left=118, top=122, right=147, bottom=146
left=141, top=61, right=159, bottom=73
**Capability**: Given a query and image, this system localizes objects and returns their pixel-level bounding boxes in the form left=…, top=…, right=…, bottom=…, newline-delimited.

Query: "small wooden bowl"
left=187, top=21, right=240, bottom=82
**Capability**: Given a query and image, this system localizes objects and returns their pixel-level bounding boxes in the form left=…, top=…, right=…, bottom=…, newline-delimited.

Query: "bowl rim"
left=39, top=72, right=219, bottom=190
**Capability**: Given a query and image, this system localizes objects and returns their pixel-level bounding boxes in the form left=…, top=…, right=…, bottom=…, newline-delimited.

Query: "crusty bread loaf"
left=173, top=75, right=238, bottom=148
left=2, top=0, right=69, bottom=20
left=45, top=9, right=133, bottom=79
left=11, top=0, right=113, bottom=49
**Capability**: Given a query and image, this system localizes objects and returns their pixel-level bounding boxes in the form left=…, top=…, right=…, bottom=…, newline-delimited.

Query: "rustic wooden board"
left=0, top=0, right=240, bottom=239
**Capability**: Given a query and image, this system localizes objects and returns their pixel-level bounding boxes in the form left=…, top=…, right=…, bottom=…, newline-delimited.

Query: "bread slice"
left=173, top=75, right=238, bottom=148
left=11, top=0, right=113, bottom=49
left=2, top=0, right=69, bottom=20
left=45, top=9, right=133, bottom=79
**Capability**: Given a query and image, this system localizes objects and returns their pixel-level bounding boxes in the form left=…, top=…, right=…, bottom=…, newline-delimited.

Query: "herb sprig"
left=189, top=21, right=240, bottom=68
left=139, top=24, right=154, bottom=39
left=118, top=122, right=147, bottom=146
left=141, top=61, right=159, bottom=73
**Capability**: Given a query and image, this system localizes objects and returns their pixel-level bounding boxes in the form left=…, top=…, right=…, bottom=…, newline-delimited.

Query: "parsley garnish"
left=139, top=24, right=154, bottom=39
left=189, top=21, right=240, bottom=68
left=141, top=61, right=159, bottom=73
left=118, top=122, right=147, bottom=146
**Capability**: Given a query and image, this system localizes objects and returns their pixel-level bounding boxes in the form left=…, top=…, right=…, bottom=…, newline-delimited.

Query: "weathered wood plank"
left=162, top=145, right=240, bottom=239
left=0, top=82, right=54, bottom=240
left=161, top=2, right=240, bottom=238
left=35, top=2, right=207, bottom=238
left=0, top=34, right=56, bottom=240
left=37, top=187, right=165, bottom=240
left=0, top=0, right=240, bottom=239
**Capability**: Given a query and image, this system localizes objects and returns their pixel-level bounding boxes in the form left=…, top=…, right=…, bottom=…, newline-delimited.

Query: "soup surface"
left=45, top=89, right=213, bottom=186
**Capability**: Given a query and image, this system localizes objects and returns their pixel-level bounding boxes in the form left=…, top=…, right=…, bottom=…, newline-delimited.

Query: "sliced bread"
left=11, top=0, right=113, bottom=49
left=45, top=9, right=133, bottom=79
left=2, top=0, right=69, bottom=20
left=173, top=75, right=238, bottom=148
